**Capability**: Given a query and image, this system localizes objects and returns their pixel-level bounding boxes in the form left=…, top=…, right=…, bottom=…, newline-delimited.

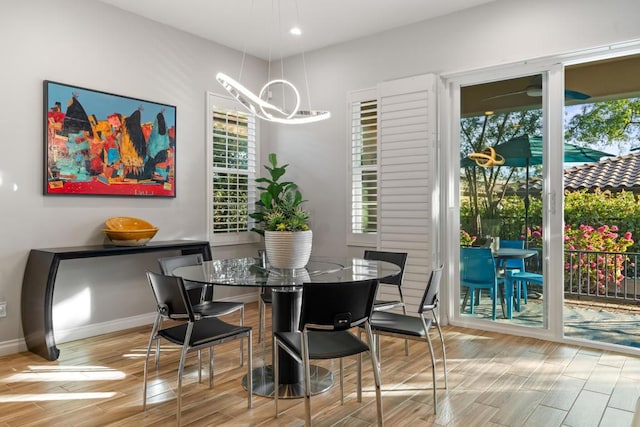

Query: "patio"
left=461, top=292, right=640, bottom=348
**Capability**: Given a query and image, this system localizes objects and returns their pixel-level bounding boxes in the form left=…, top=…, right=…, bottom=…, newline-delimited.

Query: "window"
left=206, top=93, right=259, bottom=246
left=348, top=89, right=378, bottom=245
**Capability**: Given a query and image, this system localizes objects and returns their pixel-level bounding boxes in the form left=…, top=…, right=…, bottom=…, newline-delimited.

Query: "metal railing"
left=565, top=249, right=640, bottom=304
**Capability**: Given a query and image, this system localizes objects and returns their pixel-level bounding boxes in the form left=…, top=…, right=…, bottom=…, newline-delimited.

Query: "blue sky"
left=46, top=81, right=176, bottom=128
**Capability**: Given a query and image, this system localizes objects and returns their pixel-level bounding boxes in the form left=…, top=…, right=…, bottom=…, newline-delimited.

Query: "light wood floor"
left=2, top=302, right=640, bottom=426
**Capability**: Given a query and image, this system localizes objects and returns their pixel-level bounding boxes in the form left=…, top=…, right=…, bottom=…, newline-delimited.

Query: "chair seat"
left=369, top=311, right=433, bottom=338
left=510, top=271, right=543, bottom=284
left=274, top=330, right=369, bottom=360
left=159, top=317, right=251, bottom=347
left=373, top=299, right=403, bottom=310
left=192, top=300, right=244, bottom=317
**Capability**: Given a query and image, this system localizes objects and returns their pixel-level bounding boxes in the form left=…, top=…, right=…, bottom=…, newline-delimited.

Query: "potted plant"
left=250, top=153, right=312, bottom=269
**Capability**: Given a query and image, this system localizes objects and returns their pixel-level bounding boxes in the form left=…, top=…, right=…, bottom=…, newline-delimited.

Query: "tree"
left=460, top=110, right=542, bottom=237
left=565, top=98, right=640, bottom=153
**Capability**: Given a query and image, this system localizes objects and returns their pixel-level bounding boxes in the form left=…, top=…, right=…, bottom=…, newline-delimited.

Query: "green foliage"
left=461, top=110, right=542, bottom=234
left=249, top=153, right=310, bottom=234
left=565, top=98, right=640, bottom=150
left=564, top=189, right=640, bottom=232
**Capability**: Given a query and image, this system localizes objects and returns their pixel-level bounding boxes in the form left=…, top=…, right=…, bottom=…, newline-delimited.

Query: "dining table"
left=172, top=256, right=401, bottom=399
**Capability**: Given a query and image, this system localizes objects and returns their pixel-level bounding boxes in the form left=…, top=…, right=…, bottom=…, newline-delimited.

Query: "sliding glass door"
left=447, top=48, right=640, bottom=353
left=458, top=74, right=547, bottom=330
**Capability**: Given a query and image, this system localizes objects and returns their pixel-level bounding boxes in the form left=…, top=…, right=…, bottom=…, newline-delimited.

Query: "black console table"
left=21, top=240, right=212, bottom=361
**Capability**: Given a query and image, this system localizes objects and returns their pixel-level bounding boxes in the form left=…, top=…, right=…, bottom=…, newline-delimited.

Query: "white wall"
left=270, top=0, right=640, bottom=260
left=3, top=0, right=640, bottom=354
left=0, top=0, right=267, bottom=350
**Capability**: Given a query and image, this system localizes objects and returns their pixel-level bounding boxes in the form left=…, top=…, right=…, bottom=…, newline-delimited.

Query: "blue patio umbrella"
left=462, top=134, right=614, bottom=244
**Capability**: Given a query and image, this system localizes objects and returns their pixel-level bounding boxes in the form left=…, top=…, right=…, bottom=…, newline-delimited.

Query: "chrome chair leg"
left=258, top=299, right=266, bottom=343
left=339, top=358, right=344, bottom=405
left=357, top=352, right=362, bottom=402
left=433, top=309, right=448, bottom=389
left=208, top=347, right=214, bottom=388
left=154, top=338, right=160, bottom=369
left=240, top=306, right=245, bottom=366
left=365, top=323, right=384, bottom=426
left=301, top=332, right=312, bottom=427
left=247, top=331, right=253, bottom=408
left=274, top=335, right=280, bottom=417
left=401, top=304, right=409, bottom=356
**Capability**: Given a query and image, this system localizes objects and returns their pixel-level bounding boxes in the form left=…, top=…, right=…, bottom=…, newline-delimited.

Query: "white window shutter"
left=376, top=74, right=437, bottom=312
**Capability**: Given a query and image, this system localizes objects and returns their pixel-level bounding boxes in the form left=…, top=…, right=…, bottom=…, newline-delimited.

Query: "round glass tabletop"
left=173, top=256, right=401, bottom=288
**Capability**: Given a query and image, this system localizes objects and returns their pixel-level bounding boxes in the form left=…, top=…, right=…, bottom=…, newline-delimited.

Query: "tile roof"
left=564, top=152, right=640, bottom=192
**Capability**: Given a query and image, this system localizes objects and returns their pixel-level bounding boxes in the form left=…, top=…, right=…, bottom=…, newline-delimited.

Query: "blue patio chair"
left=506, top=269, right=543, bottom=314
left=500, top=240, right=543, bottom=311
left=460, top=247, right=500, bottom=320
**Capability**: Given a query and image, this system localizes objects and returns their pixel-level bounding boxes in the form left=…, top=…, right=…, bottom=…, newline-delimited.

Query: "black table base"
left=243, top=286, right=335, bottom=398
left=242, top=365, right=333, bottom=398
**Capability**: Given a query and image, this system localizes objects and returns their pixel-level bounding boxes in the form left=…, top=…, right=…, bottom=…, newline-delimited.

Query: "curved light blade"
left=216, top=72, right=330, bottom=124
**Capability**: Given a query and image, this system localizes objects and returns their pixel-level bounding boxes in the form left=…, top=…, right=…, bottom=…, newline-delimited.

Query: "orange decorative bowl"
left=102, top=217, right=158, bottom=246
left=104, top=216, right=155, bottom=231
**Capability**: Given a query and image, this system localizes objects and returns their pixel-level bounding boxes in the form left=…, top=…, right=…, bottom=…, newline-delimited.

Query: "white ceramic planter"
left=264, top=230, right=313, bottom=269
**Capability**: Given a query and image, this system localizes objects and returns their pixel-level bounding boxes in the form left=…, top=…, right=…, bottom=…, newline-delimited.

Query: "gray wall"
left=0, top=0, right=267, bottom=350
left=270, top=0, right=640, bottom=261
left=1, top=0, right=640, bottom=352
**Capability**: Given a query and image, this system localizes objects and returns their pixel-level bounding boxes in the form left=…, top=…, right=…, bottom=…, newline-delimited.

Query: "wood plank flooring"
left=1, top=302, right=639, bottom=426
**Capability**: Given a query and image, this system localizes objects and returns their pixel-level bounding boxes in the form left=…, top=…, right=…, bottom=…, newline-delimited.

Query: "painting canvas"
left=44, top=81, right=176, bottom=197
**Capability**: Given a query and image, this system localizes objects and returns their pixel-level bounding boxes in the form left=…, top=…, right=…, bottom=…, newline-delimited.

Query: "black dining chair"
left=364, top=250, right=409, bottom=355
left=367, top=265, right=447, bottom=414
left=158, top=254, right=246, bottom=371
left=273, top=279, right=384, bottom=426
left=142, top=271, right=252, bottom=426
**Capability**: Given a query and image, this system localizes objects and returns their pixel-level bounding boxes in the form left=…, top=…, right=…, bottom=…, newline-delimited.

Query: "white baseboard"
left=0, top=292, right=258, bottom=357
left=54, top=312, right=158, bottom=344
left=0, top=338, right=27, bottom=357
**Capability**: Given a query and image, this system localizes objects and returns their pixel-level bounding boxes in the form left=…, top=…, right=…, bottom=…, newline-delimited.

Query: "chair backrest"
left=460, top=247, right=497, bottom=284
left=418, top=265, right=443, bottom=314
left=363, top=250, right=407, bottom=287
left=158, top=253, right=204, bottom=276
left=500, top=240, right=526, bottom=270
left=146, top=271, right=195, bottom=321
left=298, top=279, right=379, bottom=331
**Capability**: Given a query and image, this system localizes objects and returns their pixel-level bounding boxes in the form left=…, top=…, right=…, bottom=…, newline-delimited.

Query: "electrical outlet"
left=0, top=302, right=6, bottom=318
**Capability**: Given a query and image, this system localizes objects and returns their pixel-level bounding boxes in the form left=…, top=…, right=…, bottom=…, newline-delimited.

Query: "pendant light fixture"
left=216, top=0, right=330, bottom=124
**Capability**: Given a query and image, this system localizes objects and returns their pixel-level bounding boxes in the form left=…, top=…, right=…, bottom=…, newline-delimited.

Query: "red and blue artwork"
left=44, top=81, right=176, bottom=197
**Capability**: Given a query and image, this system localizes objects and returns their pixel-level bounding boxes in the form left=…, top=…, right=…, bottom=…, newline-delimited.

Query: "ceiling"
left=462, top=54, right=640, bottom=117
left=98, top=0, right=495, bottom=59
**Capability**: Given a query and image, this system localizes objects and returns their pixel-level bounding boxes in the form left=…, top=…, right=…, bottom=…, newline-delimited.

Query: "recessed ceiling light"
left=289, top=26, right=302, bottom=36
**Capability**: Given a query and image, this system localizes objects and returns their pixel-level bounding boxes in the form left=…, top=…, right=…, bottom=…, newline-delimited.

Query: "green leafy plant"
left=249, top=153, right=310, bottom=235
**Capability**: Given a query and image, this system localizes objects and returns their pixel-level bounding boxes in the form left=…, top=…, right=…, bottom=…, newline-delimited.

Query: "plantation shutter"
left=349, top=88, right=379, bottom=245
left=206, top=92, right=259, bottom=246
left=376, top=74, right=437, bottom=312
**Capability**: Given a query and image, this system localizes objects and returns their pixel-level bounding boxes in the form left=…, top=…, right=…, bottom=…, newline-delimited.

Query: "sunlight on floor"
left=0, top=392, right=117, bottom=402
left=3, top=365, right=126, bottom=382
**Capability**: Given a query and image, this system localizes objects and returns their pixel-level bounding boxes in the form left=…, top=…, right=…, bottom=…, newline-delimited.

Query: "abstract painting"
left=44, top=81, right=176, bottom=197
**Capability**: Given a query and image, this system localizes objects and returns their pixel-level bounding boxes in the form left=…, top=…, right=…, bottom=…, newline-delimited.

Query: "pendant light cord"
left=294, top=0, right=313, bottom=111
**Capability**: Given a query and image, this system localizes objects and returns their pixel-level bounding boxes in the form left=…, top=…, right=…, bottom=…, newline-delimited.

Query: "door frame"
left=439, top=41, right=640, bottom=353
